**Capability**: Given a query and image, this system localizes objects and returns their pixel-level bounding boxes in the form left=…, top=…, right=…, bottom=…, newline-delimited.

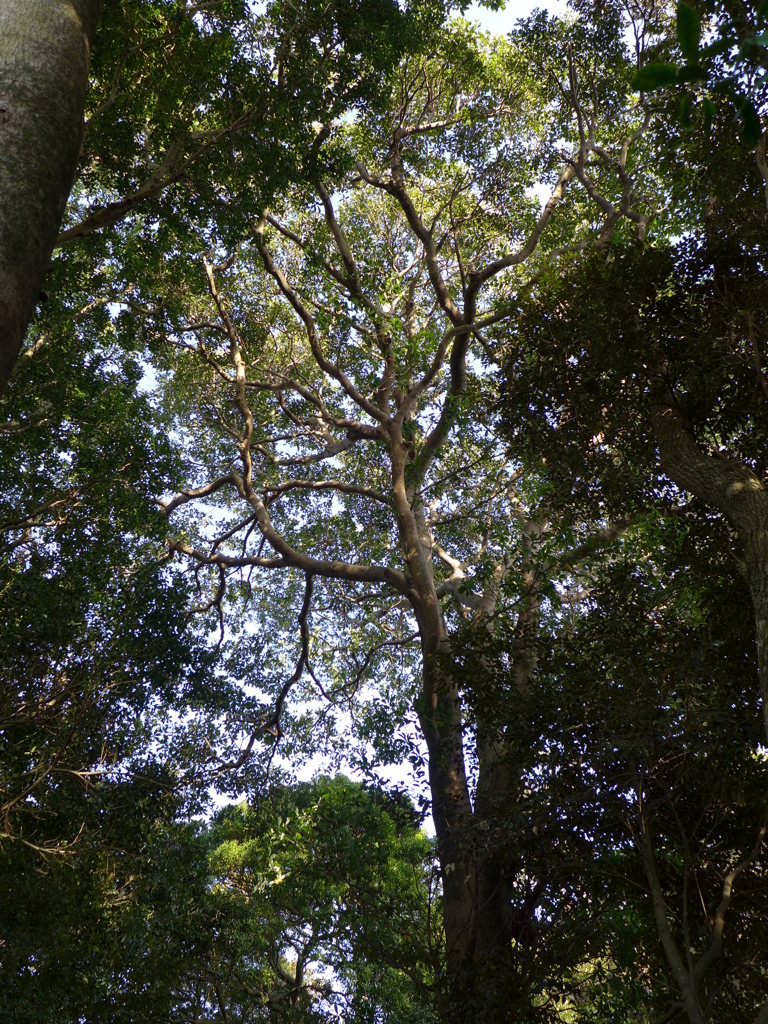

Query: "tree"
left=7, top=1, right=768, bottom=1019
left=0, top=0, right=101, bottom=391
left=0, top=0, right=446, bottom=898
left=530, top=514, right=768, bottom=1022
left=0, top=771, right=191, bottom=1024
left=0, top=255, right=223, bottom=855
left=631, top=0, right=768, bottom=146
left=498, top=19, right=768, bottom=1010
left=131, top=15, right=658, bottom=1016
left=502, top=213, right=768, bottom=738
left=0, top=198, right=249, bottom=1016
left=190, top=777, right=438, bottom=1023
left=0, top=776, right=438, bottom=1024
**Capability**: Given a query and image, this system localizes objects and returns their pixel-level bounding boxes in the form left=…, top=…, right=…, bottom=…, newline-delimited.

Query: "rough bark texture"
left=0, top=0, right=101, bottom=393
left=418, top=634, right=519, bottom=1021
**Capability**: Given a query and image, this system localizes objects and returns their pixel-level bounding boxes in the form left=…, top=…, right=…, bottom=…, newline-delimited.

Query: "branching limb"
left=58, top=118, right=252, bottom=242
left=465, top=160, right=578, bottom=294
left=560, top=520, right=629, bottom=566
left=354, top=160, right=462, bottom=326
left=636, top=777, right=708, bottom=1024
left=157, top=475, right=238, bottom=515
left=263, top=478, right=389, bottom=505
left=255, top=224, right=389, bottom=426
left=693, top=822, right=767, bottom=989
left=218, top=573, right=315, bottom=772
left=186, top=562, right=227, bottom=645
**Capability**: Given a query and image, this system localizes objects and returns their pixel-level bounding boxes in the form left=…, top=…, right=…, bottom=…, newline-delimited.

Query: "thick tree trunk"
left=392, top=436, right=523, bottom=1017
left=416, top=600, right=540, bottom=1022
left=418, top=648, right=519, bottom=1021
left=411, top=606, right=476, bottom=969
left=0, top=0, right=100, bottom=393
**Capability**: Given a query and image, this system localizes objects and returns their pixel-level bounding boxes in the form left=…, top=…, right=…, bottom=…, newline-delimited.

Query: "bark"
left=418, top=644, right=522, bottom=1021
left=390, top=429, right=509, bottom=999
left=390, top=435, right=477, bottom=971
left=403, top=486, right=532, bottom=1018
left=418, top=647, right=476, bottom=966
left=649, top=386, right=768, bottom=741
left=0, top=0, right=101, bottom=393
left=420, top=638, right=529, bottom=1023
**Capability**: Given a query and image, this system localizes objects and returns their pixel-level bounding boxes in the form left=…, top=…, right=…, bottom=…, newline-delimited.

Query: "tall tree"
left=10, top=1, right=768, bottom=1019
left=499, top=23, right=768, bottom=1010
left=136, top=16, right=655, bottom=1015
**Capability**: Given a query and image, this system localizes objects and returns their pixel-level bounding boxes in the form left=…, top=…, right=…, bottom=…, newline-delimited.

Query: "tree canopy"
left=1, top=2, right=767, bottom=1022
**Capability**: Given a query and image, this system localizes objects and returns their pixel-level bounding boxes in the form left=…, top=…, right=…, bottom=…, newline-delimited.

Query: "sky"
left=466, top=0, right=568, bottom=33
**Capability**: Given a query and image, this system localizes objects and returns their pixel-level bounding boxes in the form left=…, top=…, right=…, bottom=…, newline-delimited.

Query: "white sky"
left=466, top=0, right=568, bottom=33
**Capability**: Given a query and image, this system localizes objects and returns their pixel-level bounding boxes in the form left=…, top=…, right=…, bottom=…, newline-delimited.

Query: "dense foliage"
left=1, top=1, right=767, bottom=1022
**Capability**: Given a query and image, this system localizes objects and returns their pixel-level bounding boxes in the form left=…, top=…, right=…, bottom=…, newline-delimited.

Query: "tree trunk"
left=414, top=621, right=476, bottom=964
left=416, top=611, right=538, bottom=1023
left=0, top=0, right=101, bottom=393
left=393, top=438, right=523, bottom=1018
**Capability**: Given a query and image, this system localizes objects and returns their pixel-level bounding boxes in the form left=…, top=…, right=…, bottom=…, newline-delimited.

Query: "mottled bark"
left=0, top=0, right=101, bottom=393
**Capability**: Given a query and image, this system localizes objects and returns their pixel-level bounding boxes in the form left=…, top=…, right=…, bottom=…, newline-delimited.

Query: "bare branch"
left=693, top=822, right=767, bottom=988
left=255, top=223, right=389, bottom=425
left=219, top=573, right=316, bottom=771
left=263, top=478, right=389, bottom=505
left=158, top=474, right=238, bottom=516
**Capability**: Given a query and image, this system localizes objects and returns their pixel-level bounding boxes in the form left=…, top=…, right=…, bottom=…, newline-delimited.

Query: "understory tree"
left=500, top=19, right=768, bottom=1016
left=2, top=774, right=437, bottom=1024
left=456, top=508, right=768, bottom=1022
left=191, top=777, right=438, bottom=1023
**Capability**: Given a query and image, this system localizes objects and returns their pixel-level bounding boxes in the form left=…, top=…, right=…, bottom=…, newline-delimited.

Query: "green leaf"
left=677, top=2, right=700, bottom=61
left=632, top=62, right=680, bottom=91
left=702, top=96, right=716, bottom=127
